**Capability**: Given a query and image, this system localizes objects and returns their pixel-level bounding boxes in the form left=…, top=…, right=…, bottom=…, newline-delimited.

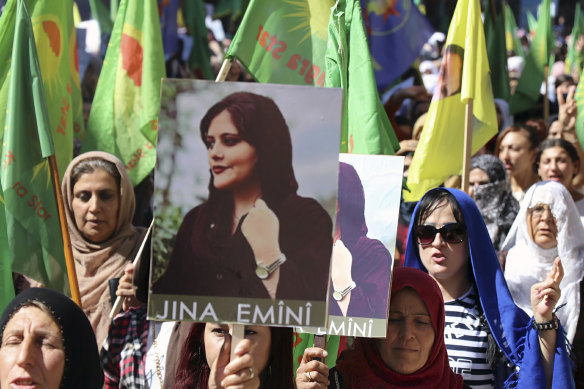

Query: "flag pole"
left=544, top=64, right=549, bottom=123
left=108, top=220, right=154, bottom=319
left=48, top=155, right=81, bottom=307
left=216, top=58, right=233, bottom=82
left=461, top=99, right=474, bottom=193
left=215, top=56, right=245, bottom=357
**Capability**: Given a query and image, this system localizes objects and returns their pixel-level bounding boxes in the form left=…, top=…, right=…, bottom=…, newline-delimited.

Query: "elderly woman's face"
left=0, top=306, right=65, bottom=389
left=538, top=146, right=578, bottom=189
left=527, top=203, right=558, bottom=249
left=205, top=110, right=259, bottom=192
left=72, top=168, right=120, bottom=243
left=378, top=288, right=435, bottom=374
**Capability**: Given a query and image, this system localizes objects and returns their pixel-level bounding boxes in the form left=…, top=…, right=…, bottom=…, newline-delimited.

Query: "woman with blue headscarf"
left=404, top=188, right=574, bottom=389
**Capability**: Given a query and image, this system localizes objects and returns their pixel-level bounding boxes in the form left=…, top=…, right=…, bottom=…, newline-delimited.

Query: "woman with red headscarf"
left=296, top=267, right=466, bottom=388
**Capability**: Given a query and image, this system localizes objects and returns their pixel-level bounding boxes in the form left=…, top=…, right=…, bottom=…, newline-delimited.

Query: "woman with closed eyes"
left=153, top=92, right=333, bottom=301
left=62, top=151, right=147, bottom=349
left=404, top=188, right=574, bottom=389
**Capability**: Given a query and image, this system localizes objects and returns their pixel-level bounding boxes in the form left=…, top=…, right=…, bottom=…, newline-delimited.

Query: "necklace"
left=152, top=322, right=164, bottom=388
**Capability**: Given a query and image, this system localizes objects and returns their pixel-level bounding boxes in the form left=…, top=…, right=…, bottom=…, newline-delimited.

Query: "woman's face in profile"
left=378, top=288, right=435, bottom=374
left=205, top=110, right=259, bottom=192
left=497, top=130, right=535, bottom=178
left=72, top=168, right=120, bottom=243
left=0, top=306, right=65, bottom=389
left=204, top=323, right=271, bottom=377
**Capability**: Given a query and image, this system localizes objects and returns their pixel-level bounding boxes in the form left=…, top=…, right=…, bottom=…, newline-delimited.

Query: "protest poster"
left=148, top=79, right=341, bottom=328
left=296, top=153, right=403, bottom=337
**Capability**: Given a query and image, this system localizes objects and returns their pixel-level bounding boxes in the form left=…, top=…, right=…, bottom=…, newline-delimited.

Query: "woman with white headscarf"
left=502, top=181, right=584, bottom=344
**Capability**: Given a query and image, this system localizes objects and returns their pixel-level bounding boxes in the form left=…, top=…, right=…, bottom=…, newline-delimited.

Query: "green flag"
left=509, top=0, right=552, bottom=115
left=504, top=3, right=525, bottom=58
left=1, top=0, right=68, bottom=294
left=226, top=0, right=333, bottom=86
left=566, top=3, right=584, bottom=77
left=325, top=0, right=398, bottom=154
left=0, top=0, right=83, bottom=180
left=183, top=0, right=214, bottom=79
left=404, top=0, right=498, bottom=201
left=484, top=6, right=510, bottom=101
left=89, top=0, right=114, bottom=35
left=83, top=0, right=166, bottom=186
left=574, top=61, right=584, bottom=149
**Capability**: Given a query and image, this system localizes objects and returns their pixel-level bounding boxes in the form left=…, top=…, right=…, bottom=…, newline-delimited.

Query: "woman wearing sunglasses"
left=404, top=188, right=574, bottom=389
left=501, top=181, right=584, bottom=386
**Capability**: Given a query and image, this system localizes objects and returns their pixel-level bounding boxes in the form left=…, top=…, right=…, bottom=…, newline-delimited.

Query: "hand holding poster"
left=148, top=80, right=341, bottom=328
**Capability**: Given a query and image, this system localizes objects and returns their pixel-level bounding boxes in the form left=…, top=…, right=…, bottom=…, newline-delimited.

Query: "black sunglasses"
left=415, top=223, right=466, bottom=245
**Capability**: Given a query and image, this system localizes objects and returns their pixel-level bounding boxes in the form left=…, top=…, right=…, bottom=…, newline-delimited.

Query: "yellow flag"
left=404, top=0, right=497, bottom=202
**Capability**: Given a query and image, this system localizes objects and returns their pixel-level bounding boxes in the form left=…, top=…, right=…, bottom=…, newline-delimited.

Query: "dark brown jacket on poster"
left=153, top=194, right=333, bottom=301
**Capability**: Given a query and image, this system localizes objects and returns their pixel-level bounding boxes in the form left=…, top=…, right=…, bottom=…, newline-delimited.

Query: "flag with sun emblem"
left=226, top=0, right=333, bottom=86
left=404, top=0, right=497, bottom=202
left=84, top=0, right=165, bottom=186
left=0, top=0, right=83, bottom=180
left=1, top=0, right=69, bottom=295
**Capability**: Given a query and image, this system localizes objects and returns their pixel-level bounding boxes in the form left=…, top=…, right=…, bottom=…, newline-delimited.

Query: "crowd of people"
left=3, top=3, right=584, bottom=389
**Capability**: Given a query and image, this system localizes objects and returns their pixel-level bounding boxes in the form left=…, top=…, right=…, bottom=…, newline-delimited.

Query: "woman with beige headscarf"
left=62, top=151, right=146, bottom=349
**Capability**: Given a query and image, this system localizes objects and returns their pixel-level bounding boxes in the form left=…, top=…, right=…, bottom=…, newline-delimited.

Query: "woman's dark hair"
left=414, top=188, right=466, bottom=229
left=494, top=124, right=540, bottom=156
left=337, top=162, right=368, bottom=247
left=535, top=138, right=580, bottom=174
left=172, top=323, right=295, bottom=389
left=200, top=92, right=299, bottom=243
left=70, top=158, right=121, bottom=189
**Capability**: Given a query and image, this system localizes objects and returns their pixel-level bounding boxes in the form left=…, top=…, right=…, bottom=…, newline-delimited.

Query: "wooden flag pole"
left=48, top=155, right=81, bottom=306
left=215, top=55, right=246, bottom=360
left=461, top=99, right=474, bottom=194
left=544, top=65, right=549, bottom=123
left=216, top=58, right=233, bottom=83
left=108, top=219, right=154, bottom=320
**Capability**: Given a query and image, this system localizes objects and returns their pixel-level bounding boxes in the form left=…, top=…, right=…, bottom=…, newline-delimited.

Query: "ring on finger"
left=304, top=371, right=314, bottom=382
left=249, top=367, right=255, bottom=379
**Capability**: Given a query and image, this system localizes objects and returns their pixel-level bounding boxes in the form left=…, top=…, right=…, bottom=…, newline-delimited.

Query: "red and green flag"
left=0, top=0, right=83, bottom=180
left=83, top=0, right=166, bottom=186
left=226, top=0, right=332, bottom=87
left=326, top=0, right=398, bottom=154
left=404, top=0, right=498, bottom=202
left=1, top=0, right=69, bottom=297
left=509, top=0, right=552, bottom=115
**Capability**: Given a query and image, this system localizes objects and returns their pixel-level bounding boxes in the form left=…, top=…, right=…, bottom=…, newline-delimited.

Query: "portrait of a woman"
left=153, top=91, right=334, bottom=302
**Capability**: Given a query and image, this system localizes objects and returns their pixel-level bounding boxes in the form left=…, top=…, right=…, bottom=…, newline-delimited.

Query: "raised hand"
left=531, top=257, right=563, bottom=323
left=209, top=336, right=260, bottom=389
